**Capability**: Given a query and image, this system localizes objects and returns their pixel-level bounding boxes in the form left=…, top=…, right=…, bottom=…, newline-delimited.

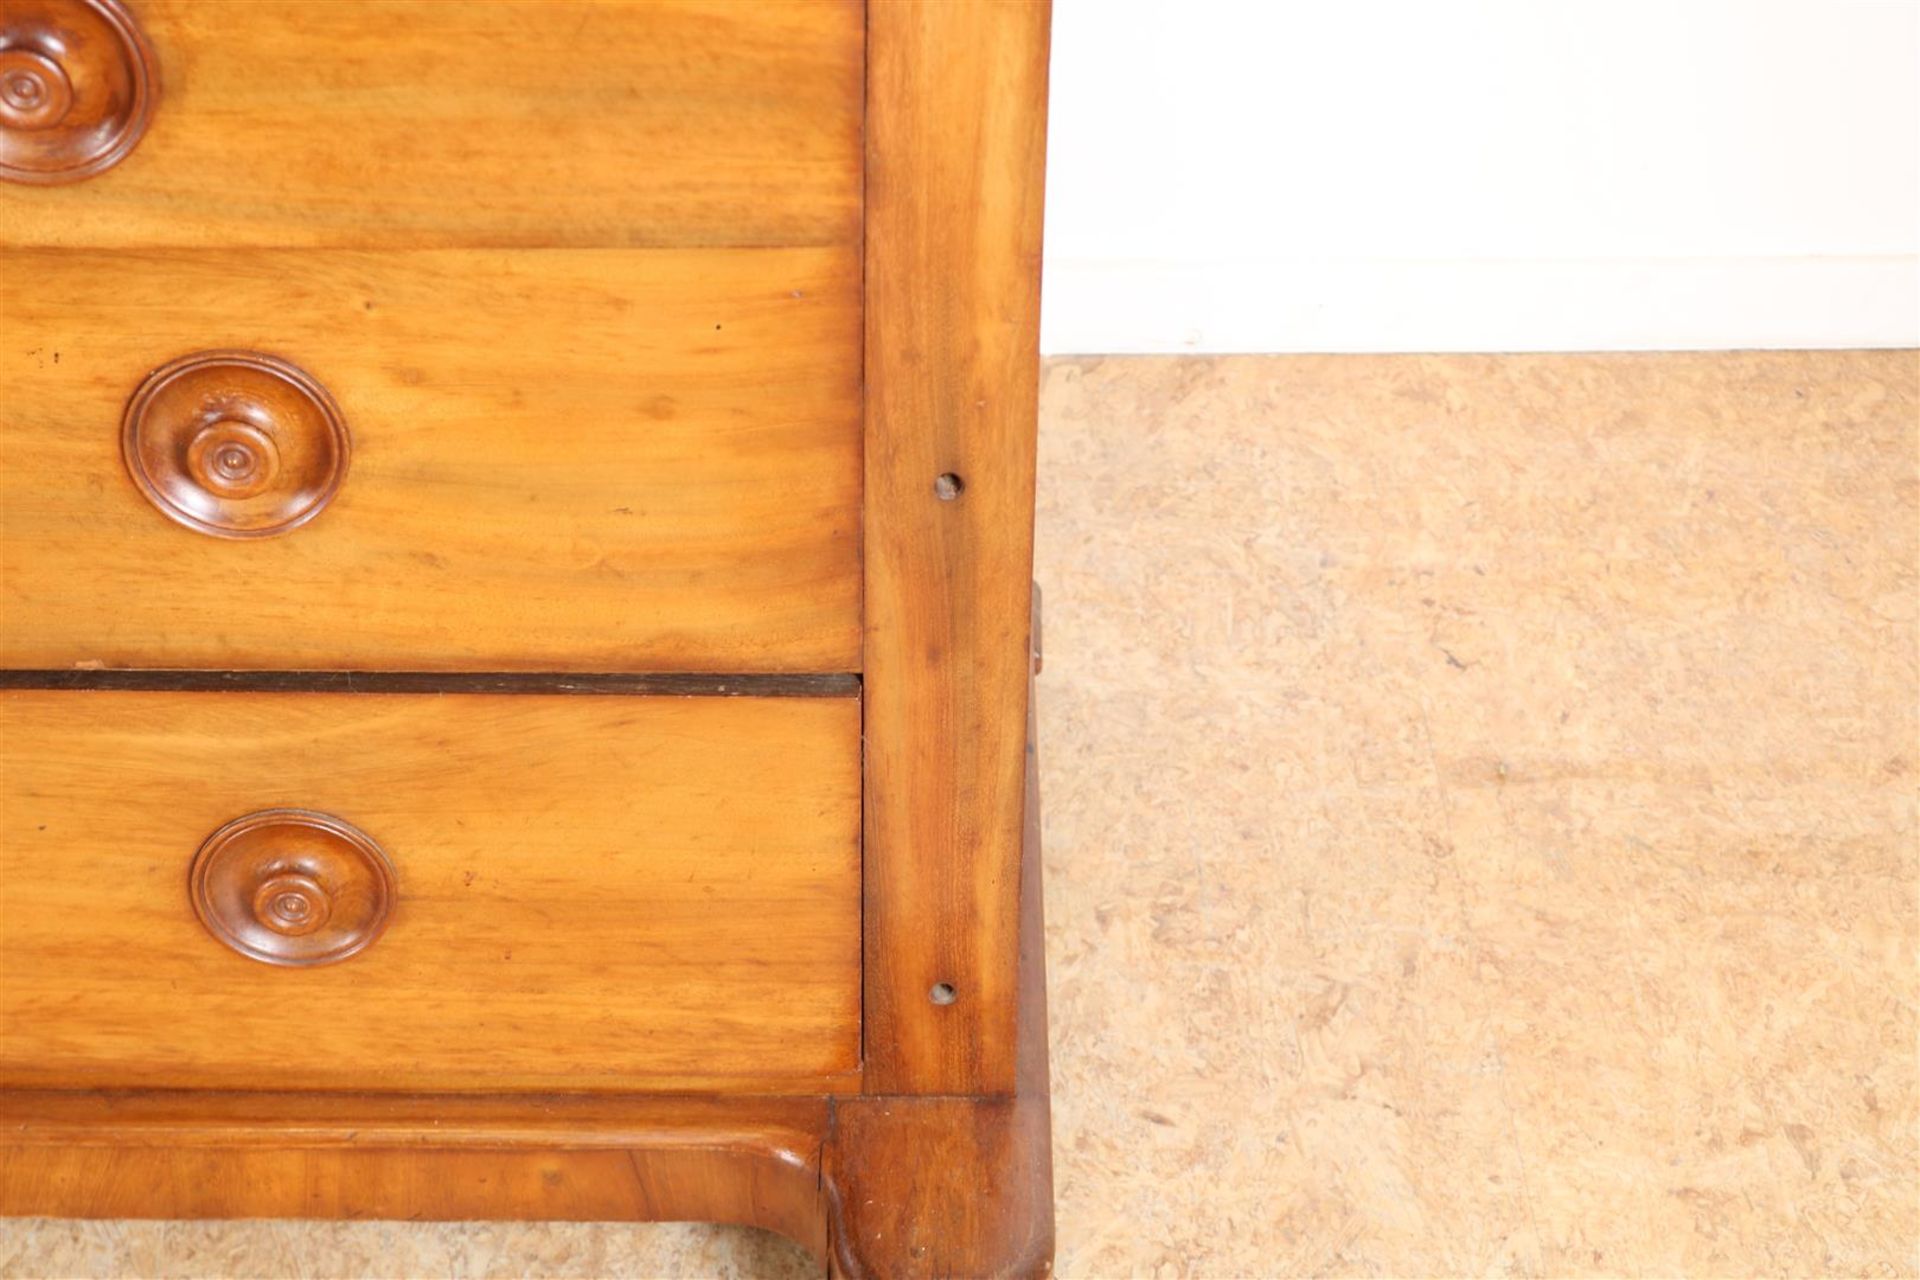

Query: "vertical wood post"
left=862, top=0, right=1052, bottom=1094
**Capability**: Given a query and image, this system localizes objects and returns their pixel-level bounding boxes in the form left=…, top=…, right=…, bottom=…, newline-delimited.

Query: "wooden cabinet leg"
left=825, top=1094, right=1051, bottom=1279
left=825, top=711, right=1053, bottom=1279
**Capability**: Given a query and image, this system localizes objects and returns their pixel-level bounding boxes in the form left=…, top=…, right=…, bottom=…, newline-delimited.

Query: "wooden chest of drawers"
left=0, top=2, right=1052, bottom=1274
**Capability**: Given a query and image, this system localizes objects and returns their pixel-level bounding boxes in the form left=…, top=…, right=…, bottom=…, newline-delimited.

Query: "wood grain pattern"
left=825, top=681, right=1055, bottom=1278
left=120, top=349, right=351, bottom=539
left=862, top=0, right=1052, bottom=1094
left=0, top=0, right=1062, bottom=1257
left=0, top=691, right=862, bottom=1093
left=0, top=0, right=157, bottom=185
left=0, top=1093, right=831, bottom=1257
left=0, top=0, right=859, bottom=246
left=187, top=807, right=397, bottom=968
left=0, top=684, right=1055, bottom=1274
left=0, top=246, right=860, bottom=671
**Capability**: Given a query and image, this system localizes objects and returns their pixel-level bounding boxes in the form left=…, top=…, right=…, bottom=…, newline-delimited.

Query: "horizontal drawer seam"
left=0, top=670, right=860, bottom=697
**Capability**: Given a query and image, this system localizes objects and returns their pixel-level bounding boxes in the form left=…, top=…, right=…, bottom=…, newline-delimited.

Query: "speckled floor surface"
left=4, top=352, right=1915, bottom=1278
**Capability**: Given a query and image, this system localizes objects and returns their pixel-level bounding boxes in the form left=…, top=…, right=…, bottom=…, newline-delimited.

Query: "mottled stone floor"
left=4, top=352, right=1914, bottom=1278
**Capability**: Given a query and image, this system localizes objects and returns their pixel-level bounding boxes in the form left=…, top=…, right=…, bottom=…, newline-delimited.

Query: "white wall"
left=1040, top=0, right=1920, bottom=353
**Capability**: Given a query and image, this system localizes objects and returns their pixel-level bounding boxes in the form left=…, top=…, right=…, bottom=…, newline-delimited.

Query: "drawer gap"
left=0, top=671, right=859, bottom=698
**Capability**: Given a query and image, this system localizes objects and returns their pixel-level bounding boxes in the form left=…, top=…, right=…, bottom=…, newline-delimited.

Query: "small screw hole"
left=929, top=982, right=958, bottom=1006
left=934, top=473, right=964, bottom=501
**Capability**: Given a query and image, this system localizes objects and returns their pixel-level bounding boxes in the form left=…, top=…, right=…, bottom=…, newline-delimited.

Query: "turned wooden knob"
left=122, top=351, right=351, bottom=538
left=189, top=809, right=396, bottom=967
left=0, top=0, right=156, bottom=184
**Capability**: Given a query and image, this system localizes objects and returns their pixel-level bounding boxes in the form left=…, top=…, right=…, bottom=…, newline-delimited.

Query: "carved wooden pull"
left=189, top=809, right=396, bottom=967
left=122, top=351, right=351, bottom=538
left=0, top=0, right=156, bottom=184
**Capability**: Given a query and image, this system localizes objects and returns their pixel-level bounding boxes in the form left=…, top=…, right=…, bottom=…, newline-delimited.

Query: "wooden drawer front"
left=0, top=247, right=860, bottom=671
left=0, top=0, right=862, bottom=248
left=0, top=690, right=861, bottom=1092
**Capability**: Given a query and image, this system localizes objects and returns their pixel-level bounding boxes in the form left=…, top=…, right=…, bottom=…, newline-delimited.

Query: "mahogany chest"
left=0, top=2, right=1053, bottom=1273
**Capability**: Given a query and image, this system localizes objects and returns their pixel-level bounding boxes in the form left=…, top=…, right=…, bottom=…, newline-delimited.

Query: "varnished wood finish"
left=863, top=0, right=1052, bottom=1094
left=0, top=0, right=1060, bottom=1259
left=0, top=691, right=862, bottom=1093
left=1, top=246, right=860, bottom=671
left=825, top=681, right=1055, bottom=1278
left=188, top=808, right=396, bottom=967
left=0, top=0, right=156, bottom=185
left=0, top=685, right=1054, bottom=1276
left=0, top=0, right=857, bottom=246
left=122, top=350, right=350, bottom=539
left=0, top=1093, right=831, bottom=1258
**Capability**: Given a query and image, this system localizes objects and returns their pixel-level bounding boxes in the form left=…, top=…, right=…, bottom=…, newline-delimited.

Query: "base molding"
left=0, top=1093, right=832, bottom=1258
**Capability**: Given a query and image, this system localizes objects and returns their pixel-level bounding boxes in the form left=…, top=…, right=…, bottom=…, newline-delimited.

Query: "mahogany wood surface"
left=1, top=246, right=860, bottom=672
left=0, top=0, right=860, bottom=246
left=825, top=680, right=1055, bottom=1278
left=0, top=0, right=1059, bottom=1263
left=0, top=0, right=156, bottom=185
left=0, top=690, right=862, bottom=1093
left=119, top=349, right=352, bottom=539
left=187, top=807, right=398, bottom=968
left=862, top=0, right=1053, bottom=1095
left=0, top=675, right=1054, bottom=1277
left=0, top=1093, right=833, bottom=1259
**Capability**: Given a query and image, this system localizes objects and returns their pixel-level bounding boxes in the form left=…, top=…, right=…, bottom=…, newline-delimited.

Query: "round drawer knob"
left=0, top=0, right=156, bottom=185
left=122, top=351, right=351, bottom=538
left=189, top=808, right=396, bottom=967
